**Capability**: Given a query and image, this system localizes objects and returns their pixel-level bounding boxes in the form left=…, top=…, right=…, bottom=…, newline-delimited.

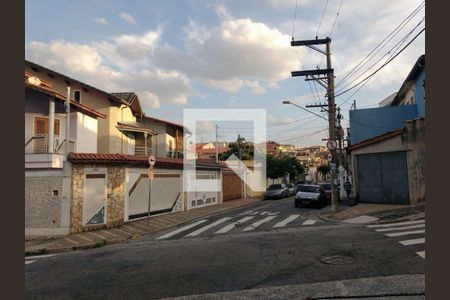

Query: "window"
left=74, top=90, right=81, bottom=103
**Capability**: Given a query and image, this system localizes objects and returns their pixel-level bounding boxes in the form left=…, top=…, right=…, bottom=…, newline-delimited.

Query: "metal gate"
left=356, top=151, right=409, bottom=204
left=83, top=172, right=107, bottom=225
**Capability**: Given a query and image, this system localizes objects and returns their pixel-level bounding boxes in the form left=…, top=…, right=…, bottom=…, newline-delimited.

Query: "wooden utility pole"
left=291, top=37, right=339, bottom=212
left=215, top=124, right=219, bottom=163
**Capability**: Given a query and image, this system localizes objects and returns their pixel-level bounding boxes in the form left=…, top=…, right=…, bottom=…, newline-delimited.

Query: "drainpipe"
left=65, top=86, right=71, bottom=156
left=48, top=97, right=55, bottom=153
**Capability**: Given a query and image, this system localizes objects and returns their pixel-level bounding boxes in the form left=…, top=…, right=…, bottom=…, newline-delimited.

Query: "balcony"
left=134, top=146, right=153, bottom=156
left=25, top=135, right=75, bottom=169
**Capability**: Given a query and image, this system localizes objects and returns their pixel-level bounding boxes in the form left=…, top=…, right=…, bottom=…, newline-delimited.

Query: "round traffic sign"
left=326, top=140, right=337, bottom=151
left=148, top=155, right=156, bottom=166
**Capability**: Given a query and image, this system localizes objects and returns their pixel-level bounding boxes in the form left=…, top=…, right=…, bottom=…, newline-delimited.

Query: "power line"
left=334, top=27, right=425, bottom=98
left=292, top=0, right=299, bottom=38
left=336, top=18, right=425, bottom=107
left=329, top=0, right=344, bottom=38
left=335, top=1, right=424, bottom=88
left=316, top=0, right=330, bottom=38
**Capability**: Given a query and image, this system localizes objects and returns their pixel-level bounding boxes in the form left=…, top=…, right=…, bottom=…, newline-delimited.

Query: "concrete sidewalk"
left=320, top=201, right=425, bottom=224
left=25, top=197, right=261, bottom=256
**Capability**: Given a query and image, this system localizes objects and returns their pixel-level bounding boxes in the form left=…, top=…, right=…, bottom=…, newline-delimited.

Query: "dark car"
left=318, top=182, right=332, bottom=202
left=286, top=183, right=297, bottom=196
left=297, top=180, right=313, bottom=185
left=295, top=184, right=327, bottom=208
left=264, top=184, right=289, bottom=200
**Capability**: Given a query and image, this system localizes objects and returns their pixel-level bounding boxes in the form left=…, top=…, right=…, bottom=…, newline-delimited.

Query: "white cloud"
left=154, top=18, right=303, bottom=93
left=119, top=12, right=136, bottom=25
left=268, top=115, right=295, bottom=125
left=244, top=80, right=266, bottom=94
left=26, top=39, right=191, bottom=110
left=94, top=18, right=108, bottom=25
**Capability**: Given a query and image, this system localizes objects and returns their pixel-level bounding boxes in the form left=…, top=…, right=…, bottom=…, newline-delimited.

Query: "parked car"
left=264, top=183, right=289, bottom=200
left=295, top=184, right=327, bottom=208
left=286, top=183, right=297, bottom=196
left=297, top=180, right=313, bottom=185
left=318, top=182, right=332, bottom=202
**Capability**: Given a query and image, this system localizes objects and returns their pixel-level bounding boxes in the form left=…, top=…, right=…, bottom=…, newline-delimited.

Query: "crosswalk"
left=25, top=253, right=56, bottom=265
left=367, top=219, right=425, bottom=259
left=156, top=212, right=320, bottom=240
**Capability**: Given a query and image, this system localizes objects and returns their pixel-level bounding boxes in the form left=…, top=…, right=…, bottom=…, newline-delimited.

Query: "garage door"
left=356, top=151, right=409, bottom=204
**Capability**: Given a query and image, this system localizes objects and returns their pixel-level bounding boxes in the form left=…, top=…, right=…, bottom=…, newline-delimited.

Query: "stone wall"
left=25, top=175, right=63, bottom=229
left=106, top=165, right=125, bottom=228
left=70, top=163, right=126, bottom=233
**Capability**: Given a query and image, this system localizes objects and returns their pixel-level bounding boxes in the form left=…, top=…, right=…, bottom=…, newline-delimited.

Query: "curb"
left=25, top=199, right=262, bottom=256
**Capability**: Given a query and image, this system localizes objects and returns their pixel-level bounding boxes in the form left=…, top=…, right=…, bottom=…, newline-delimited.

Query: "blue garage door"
left=356, top=151, right=409, bottom=204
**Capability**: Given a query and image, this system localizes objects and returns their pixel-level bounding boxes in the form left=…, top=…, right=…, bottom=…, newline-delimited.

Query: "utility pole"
left=215, top=124, right=219, bottom=163
left=291, top=37, right=339, bottom=212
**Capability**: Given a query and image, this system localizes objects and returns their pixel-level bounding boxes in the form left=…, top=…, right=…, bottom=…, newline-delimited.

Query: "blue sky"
left=25, top=0, right=425, bottom=147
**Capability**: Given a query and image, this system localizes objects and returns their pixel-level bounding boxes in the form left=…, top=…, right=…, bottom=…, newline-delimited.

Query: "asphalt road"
left=25, top=196, right=425, bottom=299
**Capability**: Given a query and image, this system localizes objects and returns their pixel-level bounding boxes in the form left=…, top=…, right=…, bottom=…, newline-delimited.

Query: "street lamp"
left=282, top=100, right=328, bottom=121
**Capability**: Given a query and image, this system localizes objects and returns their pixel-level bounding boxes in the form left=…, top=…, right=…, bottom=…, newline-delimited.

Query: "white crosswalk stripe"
left=185, top=217, right=232, bottom=237
left=367, top=220, right=424, bottom=228
left=368, top=219, right=425, bottom=259
left=156, top=220, right=208, bottom=240
left=399, top=238, right=425, bottom=246
left=375, top=224, right=425, bottom=232
left=416, top=251, right=425, bottom=259
left=273, top=215, right=299, bottom=228
left=385, top=229, right=425, bottom=237
left=215, top=216, right=255, bottom=234
left=302, top=219, right=316, bottom=225
left=25, top=260, right=36, bottom=265
left=243, top=216, right=277, bottom=232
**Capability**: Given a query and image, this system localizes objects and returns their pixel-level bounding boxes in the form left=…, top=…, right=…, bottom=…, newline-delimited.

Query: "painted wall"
left=349, top=105, right=418, bottom=145
left=71, top=112, right=98, bottom=153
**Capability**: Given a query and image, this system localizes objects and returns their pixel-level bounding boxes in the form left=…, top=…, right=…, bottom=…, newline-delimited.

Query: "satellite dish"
left=27, top=76, right=41, bottom=86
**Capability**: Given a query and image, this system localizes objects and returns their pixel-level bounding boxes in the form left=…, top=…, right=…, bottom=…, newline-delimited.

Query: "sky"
left=25, top=0, right=425, bottom=147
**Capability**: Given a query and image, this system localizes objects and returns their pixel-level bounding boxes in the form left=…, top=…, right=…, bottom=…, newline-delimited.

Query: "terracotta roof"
left=25, top=76, right=106, bottom=119
left=197, top=147, right=230, bottom=154
left=68, top=153, right=222, bottom=170
left=26, top=60, right=125, bottom=106
left=348, top=128, right=404, bottom=151
left=142, top=115, right=185, bottom=130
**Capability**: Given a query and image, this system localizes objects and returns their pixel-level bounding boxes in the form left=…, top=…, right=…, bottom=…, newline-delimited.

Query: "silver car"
left=264, top=184, right=289, bottom=200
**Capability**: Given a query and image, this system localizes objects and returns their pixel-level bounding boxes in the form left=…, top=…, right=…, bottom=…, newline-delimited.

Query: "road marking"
left=185, top=217, right=233, bottom=237
left=385, top=229, right=425, bottom=237
left=25, top=254, right=55, bottom=260
left=63, top=237, right=80, bottom=245
left=367, top=220, right=424, bottom=228
left=260, top=211, right=268, bottom=215
left=399, top=238, right=425, bottom=246
left=243, top=216, right=277, bottom=232
left=416, top=251, right=425, bottom=259
left=25, top=260, right=36, bottom=265
left=375, top=224, right=425, bottom=232
left=273, top=215, right=300, bottom=228
left=302, top=219, right=316, bottom=225
left=215, top=216, right=255, bottom=234
left=156, top=220, right=208, bottom=240
left=267, top=211, right=279, bottom=216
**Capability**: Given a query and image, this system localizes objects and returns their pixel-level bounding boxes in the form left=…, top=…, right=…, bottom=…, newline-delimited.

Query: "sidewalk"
left=320, top=201, right=425, bottom=224
left=25, top=197, right=261, bottom=256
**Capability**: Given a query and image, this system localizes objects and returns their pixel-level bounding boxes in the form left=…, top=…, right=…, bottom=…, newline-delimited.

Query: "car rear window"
left=299, top=186, right=321, bottom=193
left=268, top=184, right=282, bottom=190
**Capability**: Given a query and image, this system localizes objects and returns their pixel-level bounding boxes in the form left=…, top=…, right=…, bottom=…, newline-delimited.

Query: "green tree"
left=266, top=155, right=286, bottom=183
left=282, top=156, right=305, bottom=182
left=317, top=164, right=331, bottom=180
left=219, top=136, right=254, bottom=161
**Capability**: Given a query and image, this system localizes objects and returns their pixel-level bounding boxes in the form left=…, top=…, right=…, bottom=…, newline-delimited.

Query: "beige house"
left=25, top=60, right=155, bottom=155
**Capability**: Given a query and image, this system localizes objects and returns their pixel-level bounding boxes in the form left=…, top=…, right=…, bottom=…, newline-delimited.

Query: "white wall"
left=74, top=112, right=98, bottom=153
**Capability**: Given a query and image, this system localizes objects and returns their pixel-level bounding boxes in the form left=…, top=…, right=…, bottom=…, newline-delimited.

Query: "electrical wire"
left=292, top=0, right=298, bottom=38
left=329, top=0, right=344, bottom=38
left=334, top=27, right=425, bottom=98
left=316, top=0, right=329, bottom=38
left=335, top=1, right=424, bottom=88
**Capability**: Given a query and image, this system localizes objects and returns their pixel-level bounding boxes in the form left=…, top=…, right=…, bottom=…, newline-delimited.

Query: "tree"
left=266, top=155, right=305, bottom=183
left=266, top=155, right=285, bottom=183
left=219, top=136, right=254, bottom=161
left=282, top=156, right=305, bottom=182
left=317, top=164, right=331, bottom=180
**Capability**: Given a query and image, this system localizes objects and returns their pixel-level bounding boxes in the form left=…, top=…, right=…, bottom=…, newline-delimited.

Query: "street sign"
left=327, top=153, right=332, bottom=162
left=326, top=140, right=337, bottom=151
left=148, top=155, right=156, bottom=166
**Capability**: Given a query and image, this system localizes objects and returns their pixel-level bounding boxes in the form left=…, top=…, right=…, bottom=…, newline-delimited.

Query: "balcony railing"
left=25, top=135, right=75, bottom=154
left=134, top=146, right=153, bottom=156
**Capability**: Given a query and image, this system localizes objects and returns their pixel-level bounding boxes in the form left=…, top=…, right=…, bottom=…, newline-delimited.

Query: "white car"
left=294, top=184, right=327, bottom=208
